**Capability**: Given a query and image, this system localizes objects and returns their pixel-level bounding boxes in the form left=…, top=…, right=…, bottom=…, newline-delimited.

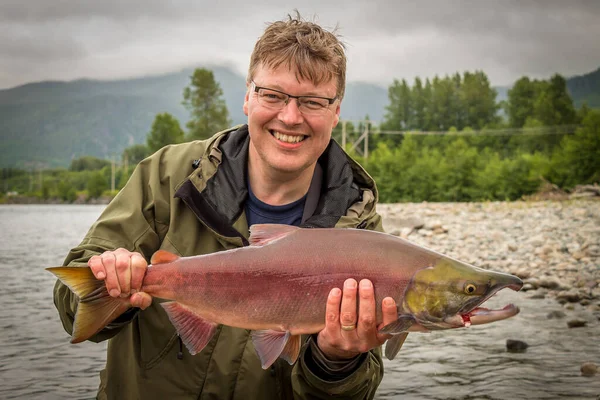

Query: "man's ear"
left=243, top=85, right=250, bottom=116
left=332, top=103, right=341, bottom=128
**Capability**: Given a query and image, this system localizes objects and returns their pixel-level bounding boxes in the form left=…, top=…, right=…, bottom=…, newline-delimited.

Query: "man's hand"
left=88, top=248, right=152, bottom=310
left=316, top=278, right=397, bottom=360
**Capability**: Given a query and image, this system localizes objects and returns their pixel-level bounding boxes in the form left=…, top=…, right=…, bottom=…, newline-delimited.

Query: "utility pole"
left=364, top=122, right=369, bottom=161
left=111, top=156, right=115, bottom=192
left=341, top=120, right=347, bottom=149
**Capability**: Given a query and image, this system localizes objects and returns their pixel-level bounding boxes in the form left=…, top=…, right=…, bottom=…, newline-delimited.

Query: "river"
left=0, top=205, right=598, bottom=399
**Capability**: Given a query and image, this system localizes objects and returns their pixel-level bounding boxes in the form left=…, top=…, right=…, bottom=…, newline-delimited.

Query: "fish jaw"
left=443, top=303, right=521, bottom=328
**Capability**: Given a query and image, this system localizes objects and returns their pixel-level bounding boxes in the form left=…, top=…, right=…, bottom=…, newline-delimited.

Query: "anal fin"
left=251, top=330, right=300, bottom=369
left=384, top=332, right=409, bottom=360
left=161, top=302, right=218, bottom=355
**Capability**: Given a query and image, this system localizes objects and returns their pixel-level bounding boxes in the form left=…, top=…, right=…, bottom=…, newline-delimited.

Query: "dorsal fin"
left=151, top=250, right=179, bottom=265
left=248, top=224, right=299, bottom=246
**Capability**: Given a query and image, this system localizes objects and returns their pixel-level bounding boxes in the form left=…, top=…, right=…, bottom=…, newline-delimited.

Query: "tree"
left=122, top=144, right=150, bottom=166
left=69, top=156, right=111, bottom=172
left=506, top=77, right=538, bottom=128
left=87, top=170, right=108, bottom=198
left=183, top=68, right=231, bottom=141
left=382, top=79, right=412, bottom=131
left=146, top=113, right=185, bottom=153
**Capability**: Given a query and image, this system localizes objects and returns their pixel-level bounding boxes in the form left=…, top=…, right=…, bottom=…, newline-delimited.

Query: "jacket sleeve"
left=290, top=211, right=386, bottom=399
left=53, top=156, right=169, bottom=343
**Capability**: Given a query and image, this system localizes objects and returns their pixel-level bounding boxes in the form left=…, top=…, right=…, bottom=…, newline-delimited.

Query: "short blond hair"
left=247, top=11, right=347, bottom=99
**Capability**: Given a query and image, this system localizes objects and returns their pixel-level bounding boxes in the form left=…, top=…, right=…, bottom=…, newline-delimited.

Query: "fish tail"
left=47, top=266, right=131, bottom=343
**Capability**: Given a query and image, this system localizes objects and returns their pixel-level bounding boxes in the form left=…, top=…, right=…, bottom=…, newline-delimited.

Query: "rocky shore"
left=379, top=199, right=600, bottom=319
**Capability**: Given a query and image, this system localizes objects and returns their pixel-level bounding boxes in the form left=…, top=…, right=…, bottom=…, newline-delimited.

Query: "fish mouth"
left=455, top=277, right=523, bottom=328
left=460, top=304, right=520, bottom=327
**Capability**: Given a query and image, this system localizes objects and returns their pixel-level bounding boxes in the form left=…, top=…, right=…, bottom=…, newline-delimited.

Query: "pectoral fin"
left=251, top=330, right=301, bottom=369
left=161, top=302, right=218, bottom=355
left=379, top=314, right=415, bottom=335
left=384, top=332, right=409, bottom=360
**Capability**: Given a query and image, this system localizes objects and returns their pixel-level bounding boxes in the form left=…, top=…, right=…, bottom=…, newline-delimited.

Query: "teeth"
left=273, top=131, right=305, bottom=143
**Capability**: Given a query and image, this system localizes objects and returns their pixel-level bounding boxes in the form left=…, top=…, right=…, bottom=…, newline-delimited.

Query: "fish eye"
left=464, top=283, right=477, bottom=294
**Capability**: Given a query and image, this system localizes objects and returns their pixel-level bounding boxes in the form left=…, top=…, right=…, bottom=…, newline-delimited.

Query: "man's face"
left=243, top=64, right=341, bottom=177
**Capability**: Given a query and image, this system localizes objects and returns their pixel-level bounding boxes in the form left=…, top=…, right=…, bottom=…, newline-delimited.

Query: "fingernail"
left=384, top=298, right=394, bottom=306
left=361, top=280, right=372, bottom=288
left=109, top=289, right=120, bottom=297
left=97, top=272, right=105, bottom=279
left=130, top=289, right=138, bottom=294
left=331, top=288, right=341, bottom=297
left=345, top=279, right=357, bottom=289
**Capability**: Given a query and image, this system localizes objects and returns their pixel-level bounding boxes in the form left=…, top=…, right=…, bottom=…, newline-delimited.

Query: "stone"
left=580, top=362, right=598, bottom=377
left=567, top=318, right=587, bottom=328
left=506, top=339, right=529, bottom=353
left=547, top=310, right=566, bottom=319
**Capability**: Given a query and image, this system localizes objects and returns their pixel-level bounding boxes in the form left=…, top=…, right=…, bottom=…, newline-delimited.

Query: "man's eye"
left=260, top=90, right=285, bottom=101
left=302, top=98, right=327, bottom=109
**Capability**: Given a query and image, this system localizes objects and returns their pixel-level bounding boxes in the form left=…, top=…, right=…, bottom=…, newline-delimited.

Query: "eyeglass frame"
left=250, top=81, right=338, bottom=113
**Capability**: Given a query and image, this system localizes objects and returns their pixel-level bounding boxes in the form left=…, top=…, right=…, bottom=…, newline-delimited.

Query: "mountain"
left=0, top=66, right=388, bottom=168
left=1, top=65, right=598, bottom=168
left=567, top=67, right=600, bottom=108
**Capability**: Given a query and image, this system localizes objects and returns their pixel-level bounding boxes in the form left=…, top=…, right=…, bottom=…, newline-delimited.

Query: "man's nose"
left=277, top=99, right=304, bottom=125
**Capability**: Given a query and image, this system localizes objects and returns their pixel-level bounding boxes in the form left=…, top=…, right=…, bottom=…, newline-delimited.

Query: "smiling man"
left=53, top=11, right=397, bottom=400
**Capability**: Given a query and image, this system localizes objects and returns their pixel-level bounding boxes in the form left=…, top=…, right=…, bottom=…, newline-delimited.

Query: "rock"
left=506, top=339, right=529, bottom=353
left=514, top=268, right=532, bottom=280
left=547, top=310, right=566, bottom=319
left=580, top=362, right=598, bottom=377
left=556, top=289, right=583, bottom=303
left=538, top=276, right=567, bottom=290
left=567, top=318, right=587, bottom=328
left=529, top=292, right=546, bottom=299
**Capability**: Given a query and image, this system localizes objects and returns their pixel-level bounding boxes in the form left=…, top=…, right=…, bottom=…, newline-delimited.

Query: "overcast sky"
left=1, top=0, right=599, bottom=90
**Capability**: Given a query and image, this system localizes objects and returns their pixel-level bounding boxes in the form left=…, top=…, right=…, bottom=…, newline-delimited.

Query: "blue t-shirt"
left=245, top=184, right=306, bottom=227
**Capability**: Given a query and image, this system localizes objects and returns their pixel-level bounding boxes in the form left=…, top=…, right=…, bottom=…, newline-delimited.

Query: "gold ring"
left=341, top=324, right=356, bottom=331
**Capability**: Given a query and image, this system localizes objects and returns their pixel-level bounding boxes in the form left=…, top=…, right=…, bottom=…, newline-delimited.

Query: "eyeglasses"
left=251, top=81, right=337, bottom=116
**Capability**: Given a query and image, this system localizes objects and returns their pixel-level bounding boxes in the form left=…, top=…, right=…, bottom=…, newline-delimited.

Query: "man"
left=54, top=12, right=398, bottom=399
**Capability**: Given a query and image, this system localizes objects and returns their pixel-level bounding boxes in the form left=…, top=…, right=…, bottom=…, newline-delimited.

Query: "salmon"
left=48, top=224, right=523, bottom=368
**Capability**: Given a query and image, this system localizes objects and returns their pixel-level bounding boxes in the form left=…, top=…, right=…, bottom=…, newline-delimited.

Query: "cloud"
left=0, top=0, right=599, bottom=89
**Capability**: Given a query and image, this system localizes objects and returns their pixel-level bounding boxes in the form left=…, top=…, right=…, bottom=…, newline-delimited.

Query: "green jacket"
left=54, top=125, right=386, bottom=400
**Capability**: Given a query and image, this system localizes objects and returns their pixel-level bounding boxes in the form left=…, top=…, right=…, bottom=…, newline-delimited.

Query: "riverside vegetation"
left=1, top=68, right=598, bottom=204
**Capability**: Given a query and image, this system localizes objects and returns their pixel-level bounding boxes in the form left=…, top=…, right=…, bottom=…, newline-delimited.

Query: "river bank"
left=379, top=199, right=600, bottom=323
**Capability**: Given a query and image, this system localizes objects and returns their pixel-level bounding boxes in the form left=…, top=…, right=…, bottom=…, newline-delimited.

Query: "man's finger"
left=130, top=253, right=147, bottom=293
left=114, top=251, right=132, bottom=297
left=88, top=255, right=106, bottom=280
left=377, top=297, right=398, bottom=342
left=325, top=287, right=342, bottom=331
left=101, top=252, right=120, bottom=297
left=339, top=279, right=358, bottom=338
left=356, top=279, right=376, bottom=340
left=131, top=292, right=152, bottom=310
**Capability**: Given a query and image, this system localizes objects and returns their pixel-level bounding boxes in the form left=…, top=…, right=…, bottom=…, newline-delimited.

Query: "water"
left=1, top=205, right=599, bottom=399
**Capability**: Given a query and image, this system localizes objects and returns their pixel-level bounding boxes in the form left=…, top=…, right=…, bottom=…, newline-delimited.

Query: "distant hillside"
left=0, top=65, right=597, bottom=168
left=0, top=66, right=388, bottom=168
left=567, top=67, right=600, bottom=108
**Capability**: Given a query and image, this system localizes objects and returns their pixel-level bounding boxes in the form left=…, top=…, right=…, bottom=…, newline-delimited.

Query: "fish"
left=48, top=223, right=523, bottom=369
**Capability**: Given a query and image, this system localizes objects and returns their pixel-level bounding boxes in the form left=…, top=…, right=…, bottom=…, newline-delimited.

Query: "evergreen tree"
left=506, top=77, right=538, bottom=128
left=146, top=113, right=185, bottom=153
left=183, top=68, right=231, bottom=140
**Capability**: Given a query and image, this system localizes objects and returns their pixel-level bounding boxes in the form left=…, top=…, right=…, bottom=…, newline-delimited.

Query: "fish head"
left=403, top=257, right=523, bottom=330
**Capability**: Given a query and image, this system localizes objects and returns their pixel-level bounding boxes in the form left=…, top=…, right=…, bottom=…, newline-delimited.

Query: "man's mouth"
left=271, top=130, right=306, bottom=144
